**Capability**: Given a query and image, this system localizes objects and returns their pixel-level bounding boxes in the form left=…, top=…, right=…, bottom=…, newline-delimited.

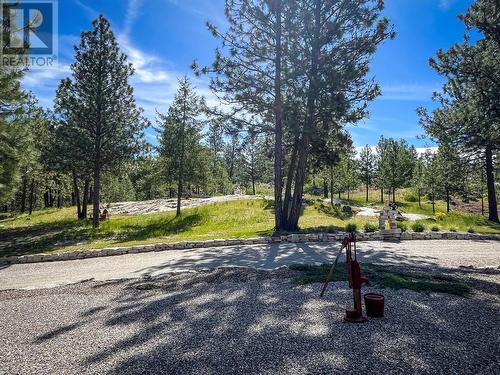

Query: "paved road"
left=1, top=240, right=499, bottom=290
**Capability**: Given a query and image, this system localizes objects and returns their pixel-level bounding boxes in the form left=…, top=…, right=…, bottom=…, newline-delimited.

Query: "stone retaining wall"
left=2, top=231, right=499, bottom=265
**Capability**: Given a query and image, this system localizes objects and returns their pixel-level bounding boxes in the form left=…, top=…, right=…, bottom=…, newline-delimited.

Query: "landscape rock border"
left=2, top=231, right=499, bottom=265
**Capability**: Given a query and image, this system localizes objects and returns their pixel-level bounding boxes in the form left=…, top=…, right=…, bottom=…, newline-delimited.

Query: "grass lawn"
left=0, top=199, right=375, bottom=257
left=0, top=194, right=498, bottom=257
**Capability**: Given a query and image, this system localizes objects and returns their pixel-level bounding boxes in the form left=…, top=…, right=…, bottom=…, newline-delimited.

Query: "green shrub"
left=449, top=227, right=457, bottom=232
left=411, top=222, right=425, bottom=232
left=364, top=222, right=378, bottom=233
left=345, top=223, right=357, bottom=233
left=431, top=225, right=440, bottom=232
left=397, top=222, right=407, bottom=232
left=467, top=227, right=475, bottom=233
left=403, top=191, right=418, bottom=202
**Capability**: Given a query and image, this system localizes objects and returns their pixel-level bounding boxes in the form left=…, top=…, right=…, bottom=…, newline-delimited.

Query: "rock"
left=342, top=205, right=352, bottom=213
left=395, top=212, right=406, bottom=221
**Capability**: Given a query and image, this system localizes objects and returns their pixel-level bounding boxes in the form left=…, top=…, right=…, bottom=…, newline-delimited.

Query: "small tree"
left=411, top=155, right=426, bottom=209
left=422, top=150, right=438, bottom=214
left=378, top=138, right=416, bottom=202
left=434, top=144, right=466, bottom=213
left=359, top=145, right=376, bottom=202
left=242, top=131, right=269, bottom=195
left=158, top=77, right=204, bottom=216
left=338, top=152, right=360, bottom=201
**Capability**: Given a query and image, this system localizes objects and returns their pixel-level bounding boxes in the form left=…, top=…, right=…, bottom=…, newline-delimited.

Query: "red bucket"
left=364, top=293, right=384, bottom=318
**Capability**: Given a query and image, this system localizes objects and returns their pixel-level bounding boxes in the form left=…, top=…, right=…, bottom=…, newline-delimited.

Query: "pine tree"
left=422, top=150, right=438, bottom=214
left=158, top=77, right=205, bottom=216
left=375, top=136, right=389, bottom=203
left=411, top=155, right=426, bottom=209
left=338, top=152, right=360, bottom=201
left=359, top=145, right=376, bottom=202
left=55, top=16, right=148, bottom=227
left=434, top=144, right=466, bottom=213
left=242, top=130, right=269, bottom=195
left=377, top=138, right=416, bottom=203
left=418, top=0, right=499, bottom=222
left=0, top=10, right=26, bottom=207
left=199, top=0, right=394, bottom=231
left=15, top=96, right=53, bottom=213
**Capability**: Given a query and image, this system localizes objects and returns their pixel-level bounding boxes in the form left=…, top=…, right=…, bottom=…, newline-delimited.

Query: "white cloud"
left=123, top=0, right=144, bottom=37
left=23, top=64, right=71, bottom=86
left=379, top=83, right=439, bottom=102
left=21, top=0, right=226, bottom=141
left=118, top=35, right=173, bottom=83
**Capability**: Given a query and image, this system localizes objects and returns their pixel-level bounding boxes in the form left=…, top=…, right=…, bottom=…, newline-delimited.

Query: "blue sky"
left=22, top=0, right=474, bottom=149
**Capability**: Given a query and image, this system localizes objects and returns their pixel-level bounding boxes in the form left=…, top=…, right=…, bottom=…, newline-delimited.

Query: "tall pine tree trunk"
left=88, top=184, right=93, bottom=204
left=176, top=175, right=183, bottom=216
left=323, top=179, right=328, bottom=199
left=176, top=89, right=188, bottom=217
left=92, top=159, right=101, bottom=228
left=20, top=177, right=27, bottom=213
left=286, top=0, right=321, bottom=230
left=72, top=170, right=82, bottom=219
left=273, top=0, right=284, bottom=230
left=365, top=181, right=369, bottom=202
left=392, top=187, right=396, bottom=203
left=44, top=190, right=49, bottom=208
left=418, top=188, right=421, bottom=209
left=82, top=178, right=89, bottom=219
left=50, top=188, right=55, bottom=207
left=485, top=147, right=498, bottom=222
left=28, top=179, right=35, bottom=215
left=446, top=187, right=450, bottom=213
left=288, top=136, right=310, bottom=230
left=283, top=142, right=298, bottom=222
left=330, top=168, right=334, bottom=206
left=250, top=154, right=256, bottom=195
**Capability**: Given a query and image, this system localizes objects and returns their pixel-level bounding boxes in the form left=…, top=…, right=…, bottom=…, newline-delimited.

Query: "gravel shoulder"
left=1, top=268, right=499, bottom=374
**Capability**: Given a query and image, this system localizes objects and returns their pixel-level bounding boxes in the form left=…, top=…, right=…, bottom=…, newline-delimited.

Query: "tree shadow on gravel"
left=22, top=241, right=499, bottom=374
left=52, top=266, right=497, bottom=374
left=34, top=323, right=81, bottom=343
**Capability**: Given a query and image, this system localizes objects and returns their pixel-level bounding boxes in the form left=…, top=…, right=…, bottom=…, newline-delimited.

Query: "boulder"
left=342, top=205, right=352, bottom=213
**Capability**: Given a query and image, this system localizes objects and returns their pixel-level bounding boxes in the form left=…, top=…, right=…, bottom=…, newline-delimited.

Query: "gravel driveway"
left=1, top=268, right=499, bottom=374
left=1, top=241, right=499, bottom=374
